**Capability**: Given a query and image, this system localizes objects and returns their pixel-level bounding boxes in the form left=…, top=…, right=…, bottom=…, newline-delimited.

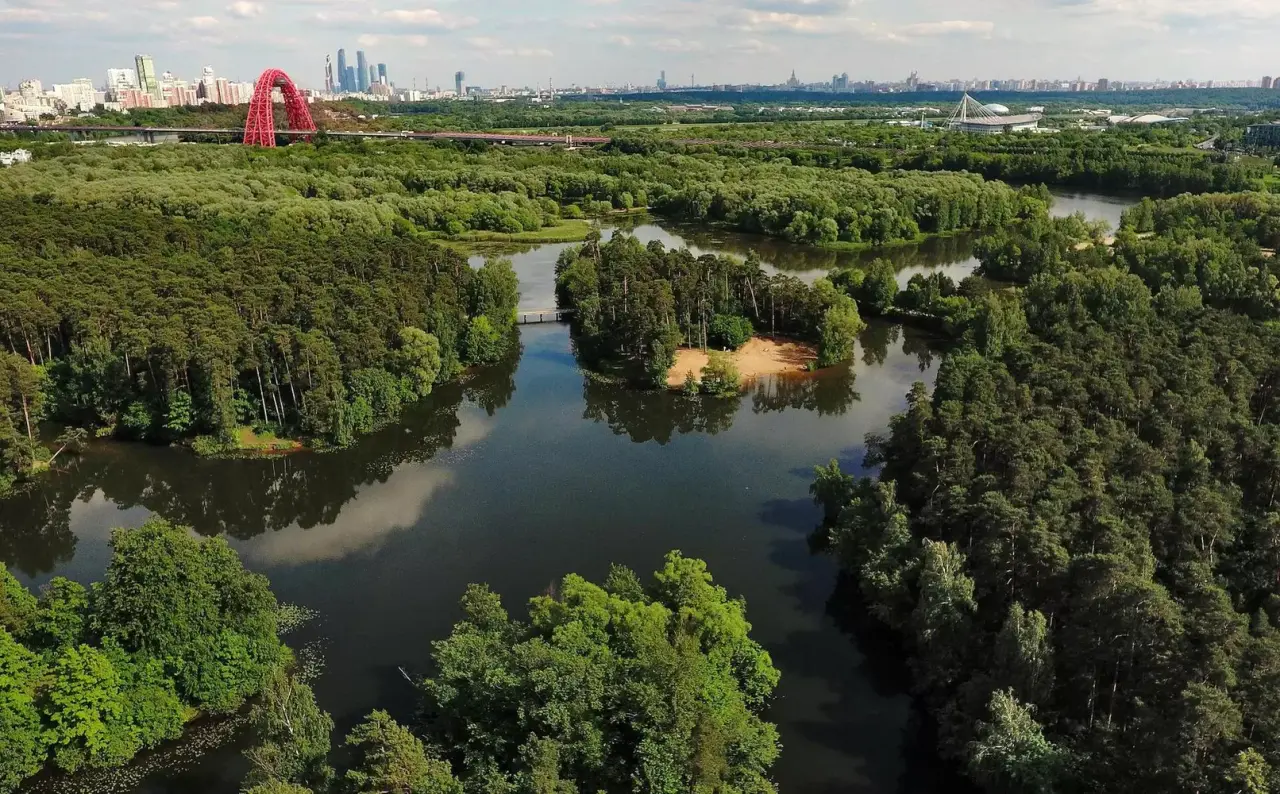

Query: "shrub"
left=700, top=352, right=741, bottom=396
left=708, top=314, right=754, bottom=350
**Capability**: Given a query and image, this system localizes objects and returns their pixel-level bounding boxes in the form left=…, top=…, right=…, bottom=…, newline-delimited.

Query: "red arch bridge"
left=243, top=68, right=316, bottom=147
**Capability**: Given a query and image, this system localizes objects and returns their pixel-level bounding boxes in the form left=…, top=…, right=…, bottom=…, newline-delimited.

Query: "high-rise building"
left=345, top=67, right=356, bottom=93
left=1097, top=78, right=1110, bottom=91
left=53, top=79, right=96, bottom=111
left=455, top=70, right=465, bottom=97
left=369, top=65, right=378, bottom=90
left=657, top=70, right=666, bottom=90
left=378, top=63, right=388, bottom=86
left=1264, top=76, right=1275, bottom=90
left=337, top=49, right=348, bottom=91
left=356, top=50, right=369, bottom=92
left=325, top=55, right=334, bottom=93
left=106, top=68, right=137, bottom=92
left=134, top=54, right=159, bottom=99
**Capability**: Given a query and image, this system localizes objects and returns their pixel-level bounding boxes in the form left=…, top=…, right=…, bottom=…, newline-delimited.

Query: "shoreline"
left=667, top=336, right=818, bottom=389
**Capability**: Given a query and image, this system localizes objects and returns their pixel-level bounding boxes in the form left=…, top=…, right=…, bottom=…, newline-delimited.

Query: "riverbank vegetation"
left=555, top=234, right=868, bottom=386
left=0, top=194, right=521, bottom=495
left=236, top=552, right=780, bottom=794
left=811, top=189, right=1280, bottom=792
left=0, top=518, right=286, bottom=792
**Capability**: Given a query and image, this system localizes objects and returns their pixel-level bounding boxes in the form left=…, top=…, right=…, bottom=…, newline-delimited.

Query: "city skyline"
left=3, top=0, right=1280, bottom=89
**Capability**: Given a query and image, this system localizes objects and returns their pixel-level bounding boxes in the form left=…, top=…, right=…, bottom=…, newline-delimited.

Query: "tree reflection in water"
left=0, top=346, right=522, bottom=577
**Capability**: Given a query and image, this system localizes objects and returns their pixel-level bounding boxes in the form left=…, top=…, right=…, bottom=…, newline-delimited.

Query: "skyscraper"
left=106, top=68, right=137, bottom=92
left=1264, top=76, right=1275, bottom=90
left=657, top=70, right=666, bottom=90
left=325, top=55, right=334, bottom=93
left=1097, top=77, right=1110, bottom=91
left=356, top=50, right=369, bottom=92
left=134, top=54, right=159, bottom=99
left=455, top=70, right=465, bottom=97
left=337, top=49, right=348, bottom=91
left=345, top=67, right=356, bottom=94
left=369, top=65, right=378, bottom=90
left=378, top=63, right=388, bottom=86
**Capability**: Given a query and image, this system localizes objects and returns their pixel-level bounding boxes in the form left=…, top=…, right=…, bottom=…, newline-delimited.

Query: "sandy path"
left=667, top=336, right=818, bottom=388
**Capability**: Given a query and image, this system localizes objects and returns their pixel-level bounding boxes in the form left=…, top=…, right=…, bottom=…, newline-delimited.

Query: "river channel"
left=1, top=191, right=1133, bottom=794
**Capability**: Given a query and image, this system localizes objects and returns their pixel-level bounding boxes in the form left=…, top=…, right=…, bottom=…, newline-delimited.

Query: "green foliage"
left=244, top=670, right=334, bottom=790
left=422, top=552, right=781, bottom=794
left=393, top=327, right=443, bottom=397
left=817, top=296, right=866, bottom=368
left=699, top=352, right=741, bottom=396
left=28, top=577, right=88, bottom=651
left=708, top=314, right=753, bottom=350
left=556, top=235, right=838, bottom=385
left=0, top=569, right=36, bottom=636
left=41, top=644, right=130, bottom=772
left=852, top=260, right=899, bottom=316
left=91, top=517, right=285, bottom=712
left=967, top=690, right=1070, bottom=794
left=0, top=189, right=517, bottom=448
left=809, top=459, right=855, bottom=524
left=344, top=710, right=461, bottom=794
left=0, top=628, right=45, bottom=793
left=0, top=518, right=287, bottom=791
left=462, top=316, right=508, bottom=366
left=814, top=189, right=1280, bottom=792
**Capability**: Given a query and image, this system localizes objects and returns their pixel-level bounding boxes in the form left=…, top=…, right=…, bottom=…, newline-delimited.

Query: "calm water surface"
left=3, top=194, right=1132, bottom=794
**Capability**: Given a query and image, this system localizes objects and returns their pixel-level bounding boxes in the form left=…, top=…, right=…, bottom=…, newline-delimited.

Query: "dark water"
left=3, top=193, right=1132, bottom=794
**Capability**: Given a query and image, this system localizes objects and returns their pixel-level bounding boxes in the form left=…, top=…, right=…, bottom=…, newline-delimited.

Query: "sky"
left=2, top=0, right=1280, bottom=89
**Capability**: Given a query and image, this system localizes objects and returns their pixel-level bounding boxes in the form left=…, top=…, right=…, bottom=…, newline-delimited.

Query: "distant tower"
left=1264, top=76, right=1275, bottom=90
left=786, top=69, right=799, bottom=88
left=325, top=55, right=335, bottom=93
left=369, top=64, right=377, bottom=89
left=135, top=54, right=159, bottom=99
left=337, top=49, right=348, bottom=91
left=378, top=63, right=388, bottom=86
left=345, top=67, right=356, bottom=92
left=455, top=70, right=465, bottom=97
left=356, top=50, right=369, bottom=92
left=658, top=69, right=666, bottom=90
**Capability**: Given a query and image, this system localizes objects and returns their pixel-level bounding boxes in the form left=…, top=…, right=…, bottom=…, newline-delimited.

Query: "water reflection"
left=0, top=349, right=522, bottom=577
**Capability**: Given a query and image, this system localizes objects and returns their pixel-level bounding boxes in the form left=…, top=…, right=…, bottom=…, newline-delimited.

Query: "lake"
left=2, top=191, right=1133, bottom=794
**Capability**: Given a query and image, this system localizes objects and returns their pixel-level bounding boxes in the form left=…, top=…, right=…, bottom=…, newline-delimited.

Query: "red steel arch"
left=243, top=68, right=316, bottom=147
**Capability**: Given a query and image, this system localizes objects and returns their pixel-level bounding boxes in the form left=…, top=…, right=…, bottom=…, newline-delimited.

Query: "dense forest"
left=811, top=190, right=1280, bottom=792
left=0, top=518, right=286, bottom=792
left=233, top=552, right=779, bottom=794
left=0, top=194, right=521, bottom=495
left=2, top=142, right=1034, bottom=245
left=613, top=125, right=1272, bottom=198
left=554, top=233, right=867, bottom=386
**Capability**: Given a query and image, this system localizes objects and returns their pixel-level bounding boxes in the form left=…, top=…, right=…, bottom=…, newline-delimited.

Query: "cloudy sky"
left=2, top=0, right=1278, bottom=89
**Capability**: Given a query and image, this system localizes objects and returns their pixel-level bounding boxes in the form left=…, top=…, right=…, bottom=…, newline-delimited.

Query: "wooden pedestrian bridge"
left=517, top=308, right=574, bottom=324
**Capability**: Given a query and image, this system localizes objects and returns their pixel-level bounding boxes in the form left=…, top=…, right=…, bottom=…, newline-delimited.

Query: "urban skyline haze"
left=2, top=0, right=1280, bottom=88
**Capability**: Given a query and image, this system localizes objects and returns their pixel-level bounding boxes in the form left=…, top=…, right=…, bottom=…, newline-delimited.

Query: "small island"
left=554, top=233, right=866, bottom=392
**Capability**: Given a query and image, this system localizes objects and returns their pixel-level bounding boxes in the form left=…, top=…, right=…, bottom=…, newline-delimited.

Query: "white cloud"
left=651, top=37, right=705, bottom=52
left=726, top=37, right=780, bottom=53
left=468, top=36, right=555, bottom=56
left=608, top=34, right=634, bottom=46
left=896, top=19, right=994, bottom=37
left=188, top=15, right=220, bottom=29
left=225, top=1, right=263, bottom=18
